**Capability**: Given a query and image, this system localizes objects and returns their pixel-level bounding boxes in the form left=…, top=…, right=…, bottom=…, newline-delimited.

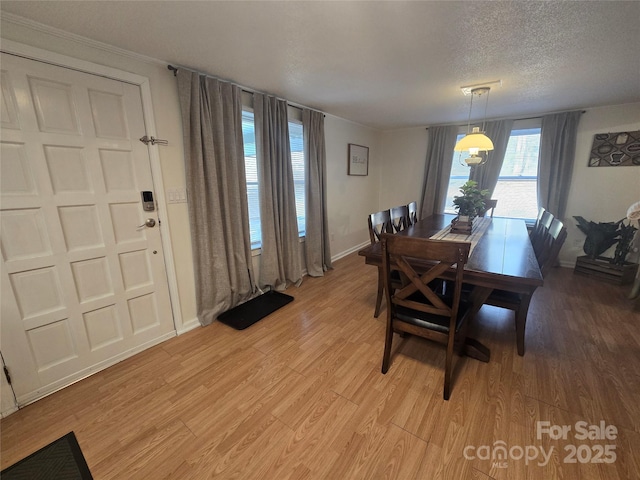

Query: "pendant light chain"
left=481, top=87, right=490, bottom=132
left=465, top=90, right=474, bottom=135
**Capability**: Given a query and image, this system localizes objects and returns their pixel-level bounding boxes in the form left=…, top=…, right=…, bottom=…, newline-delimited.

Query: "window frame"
left=444, top=118, right=542, bottom=221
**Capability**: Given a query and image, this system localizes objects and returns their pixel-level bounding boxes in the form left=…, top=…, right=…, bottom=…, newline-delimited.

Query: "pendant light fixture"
left=454, top=86, right=494, bottom=166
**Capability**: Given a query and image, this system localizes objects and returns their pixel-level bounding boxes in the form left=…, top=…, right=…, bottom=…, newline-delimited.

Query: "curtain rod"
left=425, top=110, right=586, bottom=130
left=167, top=64, right=325, bottom=116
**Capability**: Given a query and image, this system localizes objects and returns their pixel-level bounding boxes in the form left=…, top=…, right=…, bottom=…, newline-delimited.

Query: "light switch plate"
left=166, top=187, right=187, bottom=204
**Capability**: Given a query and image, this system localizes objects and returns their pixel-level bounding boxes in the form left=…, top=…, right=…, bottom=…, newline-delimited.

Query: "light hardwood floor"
left=2, top=252, right=639, bottom=479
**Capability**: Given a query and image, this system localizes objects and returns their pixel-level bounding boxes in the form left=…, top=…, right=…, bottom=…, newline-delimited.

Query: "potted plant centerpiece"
left=451, top=180, right=489, bottom=233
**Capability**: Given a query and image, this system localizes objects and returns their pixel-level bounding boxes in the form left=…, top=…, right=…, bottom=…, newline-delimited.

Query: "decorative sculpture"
left=574, top=216, right=637, bottom=265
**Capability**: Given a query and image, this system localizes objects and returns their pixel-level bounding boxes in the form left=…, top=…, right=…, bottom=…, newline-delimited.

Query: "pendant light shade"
left=455, top=86, right=495, bottom=166
left=454, top=126, right=494, bottom=152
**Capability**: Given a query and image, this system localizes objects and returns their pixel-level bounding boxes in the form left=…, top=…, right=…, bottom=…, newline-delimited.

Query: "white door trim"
left=0, top=39, right=184, bottom=332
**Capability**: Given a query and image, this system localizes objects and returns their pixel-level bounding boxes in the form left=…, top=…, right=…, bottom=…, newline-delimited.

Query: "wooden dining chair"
left=528, top=207, right=545, bottom=246
left=536, top=218, right=568, bottom=275
left=531, top=210, right=554, bottom=259
left=368, top=209, right=392, bottom=244
left=390, top=205, right=410, bottom=233
left=407, top=201, right=418, bottom=226
left=532, top=207, right=546, bottom=232
left=484, top=199, right=498, bottom=218
left=484, top=218, right=567, bottom=356
left=381, top=234, right=472, bottom=400
left=368, top=210, right=399, bottom=317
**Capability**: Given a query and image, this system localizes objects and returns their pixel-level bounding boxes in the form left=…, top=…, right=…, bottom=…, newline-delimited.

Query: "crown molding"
left=1, top=12, right=166, bottom=67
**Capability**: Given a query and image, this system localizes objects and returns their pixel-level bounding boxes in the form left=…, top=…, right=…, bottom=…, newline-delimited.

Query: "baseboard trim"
left=1, top=405, right=19, bottom=419
left=177, top=317, right=201, bottom=334
left=332, top=241, right=370, bottom=263
left=13, top=331, right=177, bottom=411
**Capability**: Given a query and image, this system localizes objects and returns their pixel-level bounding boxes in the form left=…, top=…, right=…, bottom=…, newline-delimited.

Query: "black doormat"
left=1, top=431, right=93, bottom=480
left=217, top=291, right=294, bottom=330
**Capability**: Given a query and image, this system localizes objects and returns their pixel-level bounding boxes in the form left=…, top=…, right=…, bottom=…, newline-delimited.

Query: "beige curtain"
left=538, top=111, right=582, bottom=218
left=254, top=93, right=303, bottom=289
left=302, top=109, right=332, bottom=276
left=419, top=125, right=459, bottom=218
left=469, top=119, right=514, bottom=194
left=176, top=71, right=255, bottom=326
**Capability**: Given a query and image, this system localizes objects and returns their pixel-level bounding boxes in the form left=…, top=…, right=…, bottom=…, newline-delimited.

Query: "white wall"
left=379, top=127, right=428, bottom=210
left=324, top=115, right=381, bottom=259
left=561, top=103, right=640, bottom=266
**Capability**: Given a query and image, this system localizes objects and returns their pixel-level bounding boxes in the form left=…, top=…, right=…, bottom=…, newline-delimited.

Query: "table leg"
left=463, top=338, right=490, bottom=362
left=515, top=293, right=533, bottom=356
left=468, top=286, right=493, bottom=315
left=463, top=285, right=493, bottom=362
left=374, top=268, right=384, bottom=318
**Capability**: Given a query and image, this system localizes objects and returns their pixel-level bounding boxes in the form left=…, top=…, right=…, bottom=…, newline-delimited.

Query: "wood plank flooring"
left=2, top=252, right=639, bottom=479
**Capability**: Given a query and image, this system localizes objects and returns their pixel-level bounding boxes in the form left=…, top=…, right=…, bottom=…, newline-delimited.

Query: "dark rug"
left=1, top=431, right=93, bottom=480
left=217, top=290, right=294, bottom=330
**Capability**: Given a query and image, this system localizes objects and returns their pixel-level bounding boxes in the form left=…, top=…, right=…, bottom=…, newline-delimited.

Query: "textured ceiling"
left=1, top=1, right=639, bottom=129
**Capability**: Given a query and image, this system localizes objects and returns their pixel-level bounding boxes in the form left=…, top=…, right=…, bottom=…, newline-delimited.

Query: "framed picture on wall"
left=348, top=143, right=369, bottom=176
left=588, top=130, right=640, bottom=167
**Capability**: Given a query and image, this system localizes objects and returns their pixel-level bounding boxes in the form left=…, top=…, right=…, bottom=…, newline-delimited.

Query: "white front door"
left=0, top=52, right=176, bottom=409
left=0, top=352, right=17, bottom=417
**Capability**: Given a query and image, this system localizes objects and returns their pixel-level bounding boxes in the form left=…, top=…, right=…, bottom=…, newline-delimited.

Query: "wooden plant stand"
left=450, top=216, right=474, bottom=234
left=574, top=255, right=639, bottom=285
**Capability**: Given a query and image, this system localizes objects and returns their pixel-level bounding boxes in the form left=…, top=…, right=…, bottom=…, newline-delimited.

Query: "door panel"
left=0, top=53, right=175, bottom=407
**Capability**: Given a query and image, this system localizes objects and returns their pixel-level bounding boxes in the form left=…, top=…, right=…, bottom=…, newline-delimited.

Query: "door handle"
left=138, top=218, right=156, bottom=228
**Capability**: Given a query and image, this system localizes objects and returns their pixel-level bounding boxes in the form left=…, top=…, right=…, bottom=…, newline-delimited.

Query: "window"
left=443, top=133, right=469, bottom=215
left=492, top=128, right=541, bottom=219
left=444, top=124, right=541, bottom=220
left=242, top=110, right=305, bottom=249
left=242, top=111, right=260, bottom=247
left=289, top=121, right=306, bottom=237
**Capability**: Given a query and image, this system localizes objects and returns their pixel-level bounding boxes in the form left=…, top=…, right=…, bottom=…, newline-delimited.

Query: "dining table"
left=358, top=214, right=544, bottom=358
